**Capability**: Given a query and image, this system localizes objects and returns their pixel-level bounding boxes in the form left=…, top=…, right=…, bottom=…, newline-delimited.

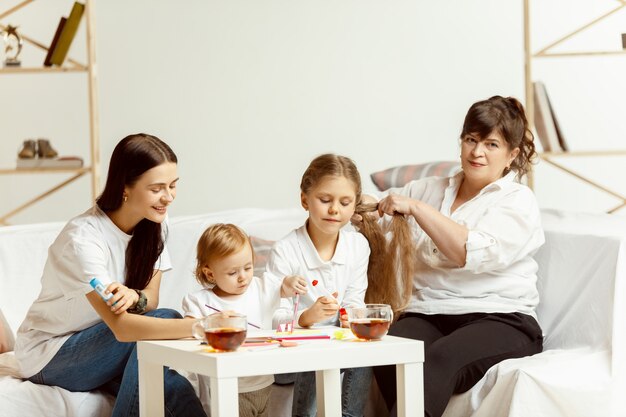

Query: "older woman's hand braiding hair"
left=353, top=199, right=415, bottom=315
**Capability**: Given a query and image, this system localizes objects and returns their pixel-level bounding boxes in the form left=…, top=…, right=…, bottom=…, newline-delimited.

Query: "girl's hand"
left=105, top=282, right=139, bottom=315
left=378, top=194, right=417, bottom=217
left=281, top=275, right=308, bottom=297
left=299, top=293, right=339, bottom=326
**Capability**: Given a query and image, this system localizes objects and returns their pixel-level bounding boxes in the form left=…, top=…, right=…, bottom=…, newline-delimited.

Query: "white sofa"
left=0, top=207, right=624, bottom=417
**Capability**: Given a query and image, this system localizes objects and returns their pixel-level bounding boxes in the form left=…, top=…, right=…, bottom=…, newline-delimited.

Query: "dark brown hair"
left=461, top=95, right=537, bottom=179
left=300, top=154, right=362, bottom=199
left=355, top=203, right=415, bottom=315
left=195, top=223, right=254, bottom=287
left=97, top=133, right=177, bottom=290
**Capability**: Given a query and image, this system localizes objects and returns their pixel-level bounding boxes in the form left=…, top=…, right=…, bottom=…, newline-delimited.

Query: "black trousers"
left=374, top=312, right=543, bottom=417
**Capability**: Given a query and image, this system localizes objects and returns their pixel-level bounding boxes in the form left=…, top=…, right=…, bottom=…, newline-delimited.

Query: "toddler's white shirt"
left=181, top=277, right=280, bottom=393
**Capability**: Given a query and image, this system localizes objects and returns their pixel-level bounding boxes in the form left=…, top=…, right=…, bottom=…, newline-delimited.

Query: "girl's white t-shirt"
left=15, top=206, right=171, bottom=378
left=181, top=277, right=280, bottom=393
left=264, top=225, right=370, bottom=326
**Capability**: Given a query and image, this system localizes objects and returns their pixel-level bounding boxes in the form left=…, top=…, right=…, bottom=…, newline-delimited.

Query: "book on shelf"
left=50, top=2, right=85, bottom=67
left=533, top=81, right=567, bottom=153
left=16, top=156, right=84, bottom=169
left=44, top=17, right=67, bottom=67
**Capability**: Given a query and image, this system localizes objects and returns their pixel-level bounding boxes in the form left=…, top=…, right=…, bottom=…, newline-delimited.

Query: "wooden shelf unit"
left=522, top=0, right=626, bottom=213
left=0, top=0, right=100, bottom=225
left=0, top=65, right=87, bottom=73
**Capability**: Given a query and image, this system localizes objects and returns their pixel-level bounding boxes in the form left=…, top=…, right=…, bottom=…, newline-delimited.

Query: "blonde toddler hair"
left=195, top=223, right=255, bottom=287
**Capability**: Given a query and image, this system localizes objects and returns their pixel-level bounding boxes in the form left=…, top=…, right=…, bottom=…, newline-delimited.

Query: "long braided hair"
left=354, top=202, right=416, bottom=315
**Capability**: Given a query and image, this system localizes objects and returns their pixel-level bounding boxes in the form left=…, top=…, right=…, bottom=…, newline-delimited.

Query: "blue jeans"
left=292, top=367, right=373, bottom=417
left=28, top=308, right=206, bottom=417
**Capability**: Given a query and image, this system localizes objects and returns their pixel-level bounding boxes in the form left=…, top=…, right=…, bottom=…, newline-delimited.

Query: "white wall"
left=1, top=0, right=623, bottom=225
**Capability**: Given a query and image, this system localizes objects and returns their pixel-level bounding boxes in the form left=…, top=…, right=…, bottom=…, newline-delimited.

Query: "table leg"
left=315, top=368, right=341, bottom=417
left=138, top=358, right=164, bottom=417
left=396, top=362, right=423, bottom=417
left=210, top=377, right=239, bottom=417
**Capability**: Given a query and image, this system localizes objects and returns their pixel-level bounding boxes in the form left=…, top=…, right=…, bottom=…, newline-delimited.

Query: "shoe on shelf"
left=18, top=139, right=38, bottom=159
left=37, top=138, right=58, bottom=158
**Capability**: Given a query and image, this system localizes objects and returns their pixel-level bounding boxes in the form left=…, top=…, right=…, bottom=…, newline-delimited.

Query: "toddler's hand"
left=281, top=275, right=308, bottom=298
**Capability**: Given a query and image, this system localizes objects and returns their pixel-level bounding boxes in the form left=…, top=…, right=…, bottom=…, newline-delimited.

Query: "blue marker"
left=90, top=278, right=113, bottom=302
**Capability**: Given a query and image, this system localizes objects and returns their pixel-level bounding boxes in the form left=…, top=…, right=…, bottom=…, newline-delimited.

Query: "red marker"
left=311, top=279, right=335, bottom=298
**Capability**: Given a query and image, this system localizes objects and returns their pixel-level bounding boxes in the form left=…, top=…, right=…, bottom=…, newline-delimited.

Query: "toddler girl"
left=182, top=223, right=287, bottom=417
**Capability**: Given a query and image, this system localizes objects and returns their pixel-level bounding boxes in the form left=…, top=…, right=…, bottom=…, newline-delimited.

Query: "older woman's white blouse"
left=381, top=171, right=545, bottom=317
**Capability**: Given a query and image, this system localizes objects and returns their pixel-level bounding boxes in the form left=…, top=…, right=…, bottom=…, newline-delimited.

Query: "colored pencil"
left=204, top=304, right=261, bottom=329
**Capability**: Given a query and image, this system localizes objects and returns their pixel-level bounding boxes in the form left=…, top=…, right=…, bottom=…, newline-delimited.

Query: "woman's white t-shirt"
left=15, top=206, right=171, bottom=378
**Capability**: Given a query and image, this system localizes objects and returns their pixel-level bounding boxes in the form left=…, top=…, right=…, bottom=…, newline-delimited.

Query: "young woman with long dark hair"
left=15, top=133, right=206, bottom=417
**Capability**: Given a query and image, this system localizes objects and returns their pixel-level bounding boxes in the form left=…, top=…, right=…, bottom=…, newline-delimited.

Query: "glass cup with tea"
left=346, top=304, right=393, bottom=341
left=192, top=312, right=247, bottom=351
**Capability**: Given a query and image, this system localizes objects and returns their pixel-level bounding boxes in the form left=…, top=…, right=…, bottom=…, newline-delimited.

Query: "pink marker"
left=291, top=294, right=300, bottom=334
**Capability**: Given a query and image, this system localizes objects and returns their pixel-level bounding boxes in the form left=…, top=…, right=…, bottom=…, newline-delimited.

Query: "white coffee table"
left=138, top=332, right=423, bottom=417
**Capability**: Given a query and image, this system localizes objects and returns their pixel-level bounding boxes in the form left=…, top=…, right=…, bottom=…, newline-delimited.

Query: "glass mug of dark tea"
left=192, top=312, right=247, bottom=351
left=347, top=304, right=393, bottom=341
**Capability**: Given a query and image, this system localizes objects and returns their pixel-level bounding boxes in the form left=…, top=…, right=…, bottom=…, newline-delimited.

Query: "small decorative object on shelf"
left=17, top=138, right=58, bottom=160
left=36, top=138, right=58, bottom=158
left=2, top=24, right=23, bottom=67
left=17, top=140, right=37, bottom=159
left=622, top=33, right=626, bottom=50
